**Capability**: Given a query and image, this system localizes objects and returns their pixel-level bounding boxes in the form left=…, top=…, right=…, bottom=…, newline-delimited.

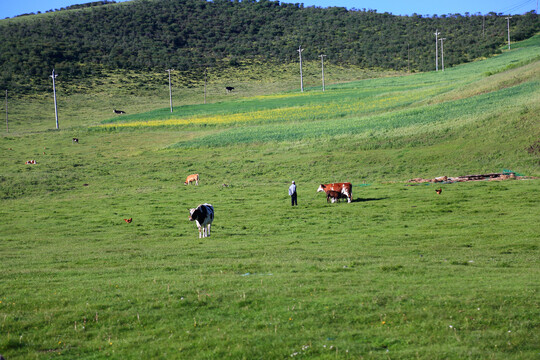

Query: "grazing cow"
left=225, top=86, right=234, bottom=93
left=189, top=203, right=214, bottom=238
left=72, top=137, right=79, bottom=143
left=317, top=182, right=353, bottom=203
left=113, top=109, right=126, bottom=114
left=184, top=173, right=199, bottom=185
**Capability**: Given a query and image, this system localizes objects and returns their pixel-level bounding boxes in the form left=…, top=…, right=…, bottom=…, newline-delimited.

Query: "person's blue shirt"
left=289, top=183, right=296, bottom=195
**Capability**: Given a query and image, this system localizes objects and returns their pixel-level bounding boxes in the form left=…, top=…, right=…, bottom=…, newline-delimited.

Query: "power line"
left=499, top=0, right=535, bottom=14
left=500, top=0, right=534, bottom=14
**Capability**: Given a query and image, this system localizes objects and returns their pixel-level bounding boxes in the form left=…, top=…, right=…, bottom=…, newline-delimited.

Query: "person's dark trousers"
left=291, top=192, right=297, bottom=206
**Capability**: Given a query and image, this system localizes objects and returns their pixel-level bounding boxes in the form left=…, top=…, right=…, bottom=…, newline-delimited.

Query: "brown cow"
left=317, top=182, right=352, bottom=203
left=184, top=173, right=199, bottom=185
left=326, top=190, right=348, bottom=203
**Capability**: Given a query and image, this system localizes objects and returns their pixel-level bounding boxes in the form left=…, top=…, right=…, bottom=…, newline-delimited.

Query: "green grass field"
left=0, top=35, right=539, bottom=359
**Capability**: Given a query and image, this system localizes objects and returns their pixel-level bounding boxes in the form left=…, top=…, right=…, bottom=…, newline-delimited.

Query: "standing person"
left=289, top=180, right=297, bottom=206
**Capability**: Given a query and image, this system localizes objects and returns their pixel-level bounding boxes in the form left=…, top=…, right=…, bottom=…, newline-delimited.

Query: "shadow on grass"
left=353, top=197, right=387, bottom=203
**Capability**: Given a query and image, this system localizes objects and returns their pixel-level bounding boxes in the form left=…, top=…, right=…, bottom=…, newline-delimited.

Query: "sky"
left=1, top=0, right=538, bottom=19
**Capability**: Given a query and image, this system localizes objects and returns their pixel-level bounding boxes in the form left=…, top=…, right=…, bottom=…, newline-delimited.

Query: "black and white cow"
left=188, top=203, right=214, bottom=238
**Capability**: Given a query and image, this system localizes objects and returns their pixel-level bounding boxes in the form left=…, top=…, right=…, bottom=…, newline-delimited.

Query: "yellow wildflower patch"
left=100, top=90, right=431, bottom=129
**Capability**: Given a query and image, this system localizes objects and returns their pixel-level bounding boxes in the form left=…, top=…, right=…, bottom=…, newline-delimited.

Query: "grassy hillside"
left=0, top=35, right=539, bottom=359
left=3, top=62, right=404, bottom=132
left=1, top=0, right=538, bottom=93
left=96, top=34, right=540, bottom=179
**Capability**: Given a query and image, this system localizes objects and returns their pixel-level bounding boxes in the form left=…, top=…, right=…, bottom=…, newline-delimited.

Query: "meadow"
left=0, top=35, right=539, bottom=359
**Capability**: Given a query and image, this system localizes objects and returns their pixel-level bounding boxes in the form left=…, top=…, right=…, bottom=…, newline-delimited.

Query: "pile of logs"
left=408, top=172, right=517, bottom=184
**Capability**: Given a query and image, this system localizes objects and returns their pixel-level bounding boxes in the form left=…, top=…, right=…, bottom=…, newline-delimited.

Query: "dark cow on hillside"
left=113, top=109, right=126, bottom=114
left=225, top=86, right=234, bottom=93
left=72, top=137, right=79, bottom=143
left=317, top=182, right=353, bottom=203
left=189, top=203, right=214, bottom=238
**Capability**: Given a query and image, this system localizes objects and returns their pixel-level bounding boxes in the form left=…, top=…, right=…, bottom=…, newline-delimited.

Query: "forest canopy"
left=0, top=0, right=538, bottom=93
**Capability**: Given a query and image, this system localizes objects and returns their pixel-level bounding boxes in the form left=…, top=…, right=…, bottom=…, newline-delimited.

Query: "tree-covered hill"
left=0, top=0, right=538, bottom=93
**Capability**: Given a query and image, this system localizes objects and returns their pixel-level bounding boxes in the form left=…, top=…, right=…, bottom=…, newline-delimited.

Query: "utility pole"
left=439, top=38, right=446, bottom=71
left=298, top=45, right=304, bottom=92
left=434, top=30, right=440, bottom=71
left=505, top=17, right=512, bottom=50
left=407, top=43, right=410, bottom=73
left=320, top=54, right=326, bottom=92
left=5, top=90, right=8, bottom=133
left=50, top=69, right=59, bottom=130
left=166, top=69, right=173, bottom=113
left=204, top=68, right=207, bottom=104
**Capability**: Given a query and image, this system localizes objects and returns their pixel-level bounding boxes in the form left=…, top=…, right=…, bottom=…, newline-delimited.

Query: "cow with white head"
left=317, top=182, right=353, bottom=203
left=189, top=203, right=214, bottom=238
